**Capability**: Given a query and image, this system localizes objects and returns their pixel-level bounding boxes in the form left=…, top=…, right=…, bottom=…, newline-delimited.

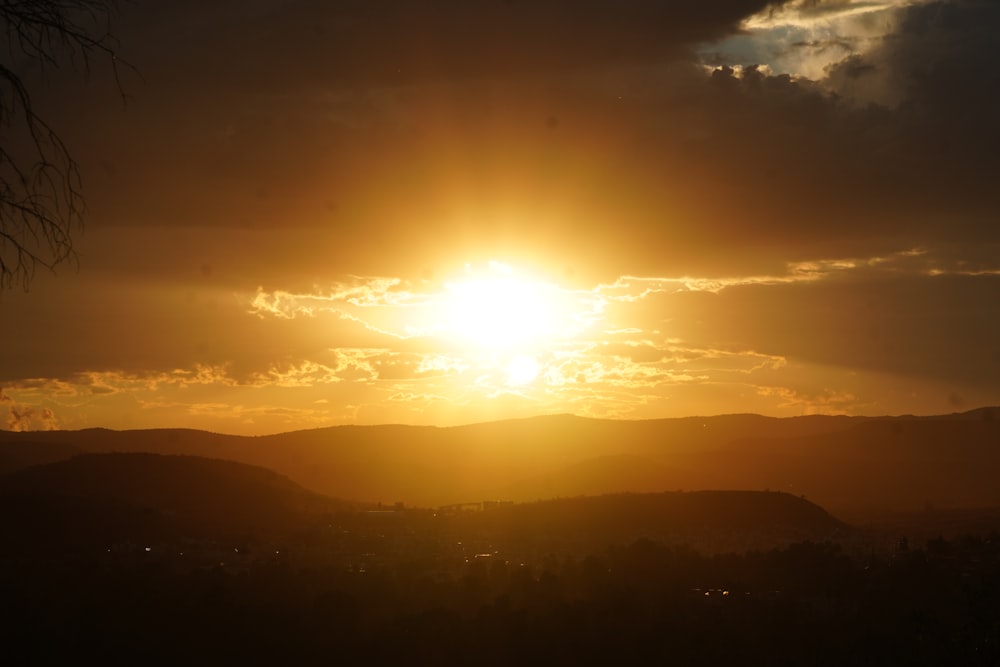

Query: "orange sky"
left=2, top=0, right=999, bottom=434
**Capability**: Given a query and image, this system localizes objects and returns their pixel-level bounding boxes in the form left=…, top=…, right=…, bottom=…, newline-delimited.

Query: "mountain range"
left=2, top=408, right=997, bottom=517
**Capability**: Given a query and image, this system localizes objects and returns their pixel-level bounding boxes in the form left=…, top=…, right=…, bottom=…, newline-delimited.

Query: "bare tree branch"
left=0, top=0, right=128, bottom=290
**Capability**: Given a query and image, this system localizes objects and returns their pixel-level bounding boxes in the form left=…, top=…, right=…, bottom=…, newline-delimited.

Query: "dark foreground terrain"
left=1, top=451, right=998, bottom=665
left=3, top=516, right=998, bottom=665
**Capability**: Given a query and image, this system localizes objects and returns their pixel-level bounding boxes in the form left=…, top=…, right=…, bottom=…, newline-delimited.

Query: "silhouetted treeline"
left=3, top=535, right=997, bottom=666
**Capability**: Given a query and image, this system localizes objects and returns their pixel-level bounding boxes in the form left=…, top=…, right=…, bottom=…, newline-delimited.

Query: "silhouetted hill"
left=701, top=416, right=1000, bottom=513
left=0, top=453, right=353, bottom=545
left=1, top=408, right=998, bottom=515
left=0, top=439, right=83, bottom=474
left=455, top=491, right=849, bottom=553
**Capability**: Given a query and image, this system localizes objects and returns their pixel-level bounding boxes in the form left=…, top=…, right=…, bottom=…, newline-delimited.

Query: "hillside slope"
left=0, top=453, right=351, bottom=543
left=451, top=490, right=849, bottom=554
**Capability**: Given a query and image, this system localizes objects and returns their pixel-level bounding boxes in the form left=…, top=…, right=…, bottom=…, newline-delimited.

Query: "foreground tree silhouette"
left=0, top=0, right=125, bottom=290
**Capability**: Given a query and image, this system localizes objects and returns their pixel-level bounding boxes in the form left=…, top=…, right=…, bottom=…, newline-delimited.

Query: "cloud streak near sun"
left=8, top=244, right=994, bottom=434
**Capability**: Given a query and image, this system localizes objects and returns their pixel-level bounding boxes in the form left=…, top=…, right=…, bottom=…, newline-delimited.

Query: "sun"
left=441, top=261, right=560, bottom=350
left=506, top=354, right=540, bottom=385
left=400, top=260, right=587, bottom=387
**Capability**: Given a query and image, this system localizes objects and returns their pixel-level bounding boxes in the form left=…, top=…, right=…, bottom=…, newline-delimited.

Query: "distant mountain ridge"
left=0, top=408, right=998, bottom=514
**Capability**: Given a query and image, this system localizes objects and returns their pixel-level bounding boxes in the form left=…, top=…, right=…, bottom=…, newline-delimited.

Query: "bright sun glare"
left=443, top=262, right=558, bottom=349
left=505, top=353, right=541, bottom=386
left=428, top=261, right=583, bottom=386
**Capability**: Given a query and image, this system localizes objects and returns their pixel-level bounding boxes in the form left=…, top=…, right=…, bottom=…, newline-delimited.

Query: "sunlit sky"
left=2, top=0, right=999, bottom=434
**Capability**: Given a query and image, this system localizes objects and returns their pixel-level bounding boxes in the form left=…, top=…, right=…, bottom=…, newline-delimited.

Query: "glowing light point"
left=506, top=354, right=540, bottom=386
left=441, top=262, right=561, bottom=349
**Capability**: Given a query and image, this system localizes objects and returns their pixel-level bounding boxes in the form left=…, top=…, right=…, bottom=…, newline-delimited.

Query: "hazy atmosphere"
left=3, top=0, right=999, bottom=434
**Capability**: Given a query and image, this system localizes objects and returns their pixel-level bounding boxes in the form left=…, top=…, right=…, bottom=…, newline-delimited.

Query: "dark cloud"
left=61, top=2, right=993, bottom=283
left=826, top=1, right=1000, bottom=123
left=121, top=0, right=783, bottom=89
